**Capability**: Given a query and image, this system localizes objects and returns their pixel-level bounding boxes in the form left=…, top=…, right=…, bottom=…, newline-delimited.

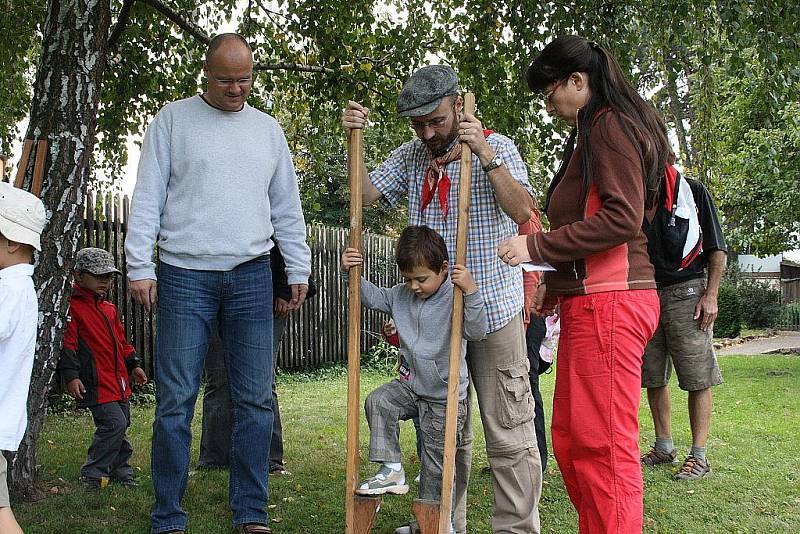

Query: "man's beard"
left=425, top=121, right=459, bottom=157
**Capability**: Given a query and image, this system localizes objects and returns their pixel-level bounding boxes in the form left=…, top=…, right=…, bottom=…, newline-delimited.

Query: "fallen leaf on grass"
left=268, top=504, right=277, bottom=509
left=49, top=486, right=59, bottom=495
left=687, top=490, right=695, bottom=495
left=271, top=517, right=283, bottom=523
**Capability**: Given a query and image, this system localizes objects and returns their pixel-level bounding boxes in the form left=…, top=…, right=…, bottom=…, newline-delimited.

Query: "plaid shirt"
left=371, top=133, right=532, bottom=333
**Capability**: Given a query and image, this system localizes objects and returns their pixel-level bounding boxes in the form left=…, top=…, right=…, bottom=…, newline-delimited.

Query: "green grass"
left=14, top=355, right=800, bottom=533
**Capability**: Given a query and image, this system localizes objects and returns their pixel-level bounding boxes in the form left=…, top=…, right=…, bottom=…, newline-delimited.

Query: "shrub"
left=716, top=283, right=742, bottom=338
left=737, top=279, right=782, bottom=328
left=776, top=302, right=800, bottom=329
left=361, top=338, right=399, bottom=375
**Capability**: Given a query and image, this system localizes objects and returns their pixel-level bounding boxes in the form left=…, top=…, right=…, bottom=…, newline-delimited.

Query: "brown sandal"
left=235, top=524, right=272, bottom=533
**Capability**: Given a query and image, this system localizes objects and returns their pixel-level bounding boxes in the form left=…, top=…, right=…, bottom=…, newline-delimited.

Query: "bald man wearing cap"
left=126, top=33, right=310, bottom=534
left=342, top=66, right=541, bottom=534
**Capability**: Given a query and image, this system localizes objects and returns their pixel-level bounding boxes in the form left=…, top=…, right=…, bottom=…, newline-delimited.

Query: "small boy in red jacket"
left=58, top=247, right=147, bottom=489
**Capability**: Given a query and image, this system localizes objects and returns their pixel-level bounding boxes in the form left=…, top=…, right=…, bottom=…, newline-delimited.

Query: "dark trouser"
left=81, top=400, right=134, bottom=482
left=365, top=379, right=468, bottom=503
left=199, top=313, right=289, bottom=470
left=526, top=317, right=548, bottom=473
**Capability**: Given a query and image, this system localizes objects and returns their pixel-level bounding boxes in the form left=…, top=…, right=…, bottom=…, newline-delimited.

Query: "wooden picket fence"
left=81, top=191, right=401, bottom=376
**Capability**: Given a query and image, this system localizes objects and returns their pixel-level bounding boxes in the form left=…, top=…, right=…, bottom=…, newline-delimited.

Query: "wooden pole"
left=438, top=91, right=476, bottom=534
left=344, top=127, right=380, bottom=534
left=30, top=140, right=48, bottom=197
left=14, top=139, right=33, bottom=189
left=412, top=93, right=477, bottom=534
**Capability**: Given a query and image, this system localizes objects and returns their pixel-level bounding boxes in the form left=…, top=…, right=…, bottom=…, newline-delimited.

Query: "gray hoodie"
left=360, top=276, right=488, bottom=402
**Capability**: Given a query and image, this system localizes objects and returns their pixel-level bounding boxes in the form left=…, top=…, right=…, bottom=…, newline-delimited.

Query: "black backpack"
left=643, top=165, right=703, bottom=273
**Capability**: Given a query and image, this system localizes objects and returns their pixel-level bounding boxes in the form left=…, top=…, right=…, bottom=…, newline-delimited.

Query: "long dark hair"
left=526, top=35, right=673, bottom=209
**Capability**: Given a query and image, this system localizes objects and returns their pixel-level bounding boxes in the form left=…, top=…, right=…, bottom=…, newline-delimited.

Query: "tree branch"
left=139, top=0, right=211, bottom=46
left=108, top=0, right=137, bottom=50
left=253, top=63, right=335, bottom=74
left=139, top=0, right=333, bottom=74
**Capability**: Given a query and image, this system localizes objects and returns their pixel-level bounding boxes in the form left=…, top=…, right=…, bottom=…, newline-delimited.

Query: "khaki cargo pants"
left=453, top=314, right=542, bottom=534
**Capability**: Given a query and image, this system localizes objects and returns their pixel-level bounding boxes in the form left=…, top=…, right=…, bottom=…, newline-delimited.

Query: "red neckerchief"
left=421, top=129, right=493, bottom=219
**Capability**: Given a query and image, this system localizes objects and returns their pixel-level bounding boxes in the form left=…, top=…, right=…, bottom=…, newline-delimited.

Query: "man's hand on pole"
left=458, top=112, right=492, bottom=161
left=342, top=101, right=369, bottom=132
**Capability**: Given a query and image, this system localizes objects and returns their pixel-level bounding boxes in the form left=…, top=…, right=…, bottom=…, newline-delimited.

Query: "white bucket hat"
left=0, top=181, right=46, bottom=251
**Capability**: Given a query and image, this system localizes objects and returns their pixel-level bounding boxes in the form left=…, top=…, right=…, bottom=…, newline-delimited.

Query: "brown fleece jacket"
left=528, top=111, right=656, bottom=296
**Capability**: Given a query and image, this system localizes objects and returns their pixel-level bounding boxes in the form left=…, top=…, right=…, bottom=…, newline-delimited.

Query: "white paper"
left=520, top=261, right=555, bottom=272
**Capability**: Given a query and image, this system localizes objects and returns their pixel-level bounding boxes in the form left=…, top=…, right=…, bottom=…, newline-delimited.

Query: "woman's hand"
left=497, top=235, right=532, bottom=266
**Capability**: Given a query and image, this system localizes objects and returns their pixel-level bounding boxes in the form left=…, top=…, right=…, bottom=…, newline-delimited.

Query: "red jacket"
left=519, top=209, right=544, bottom=324
left=58, top=283, right=140, bottom=407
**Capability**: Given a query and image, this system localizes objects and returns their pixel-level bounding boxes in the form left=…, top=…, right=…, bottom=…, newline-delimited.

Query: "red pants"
left=552, top=290, right=659, bottom=534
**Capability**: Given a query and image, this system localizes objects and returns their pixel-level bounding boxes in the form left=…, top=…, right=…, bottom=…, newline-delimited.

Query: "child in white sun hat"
left=0, top=181, right=46, bottom=534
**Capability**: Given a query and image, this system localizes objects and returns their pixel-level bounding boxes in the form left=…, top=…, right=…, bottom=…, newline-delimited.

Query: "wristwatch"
left=482, top=154, right=504, bottom=173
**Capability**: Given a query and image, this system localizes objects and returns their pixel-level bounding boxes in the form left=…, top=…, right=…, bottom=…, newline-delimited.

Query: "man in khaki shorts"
left=640, top=177, right=727, bottom=481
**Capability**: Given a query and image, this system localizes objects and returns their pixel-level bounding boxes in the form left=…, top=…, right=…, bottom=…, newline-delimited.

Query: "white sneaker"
left=356, top=464, right=409, bottom=495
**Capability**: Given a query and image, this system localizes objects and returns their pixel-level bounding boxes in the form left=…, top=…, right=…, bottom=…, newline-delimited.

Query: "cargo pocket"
left=496, top=361, right=535, bottom=429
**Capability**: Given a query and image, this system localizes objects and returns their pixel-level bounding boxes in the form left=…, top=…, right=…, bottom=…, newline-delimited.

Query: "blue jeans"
left=150, top=258, right=274, bottom=533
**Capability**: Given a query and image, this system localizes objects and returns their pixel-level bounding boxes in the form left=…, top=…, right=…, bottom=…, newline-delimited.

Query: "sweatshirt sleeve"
left=267, top=124, right=311, bottom=286
left=125, top=110, right=172, bottom=281
left=58, top=309, right=81, bottom=383
left=112, top=306, right=140, bottom=370
left=528, top=113, right=645, bottom=264
left=359, top=278, right=394, bottom=315
left=462, top=290, right=488, bottom=341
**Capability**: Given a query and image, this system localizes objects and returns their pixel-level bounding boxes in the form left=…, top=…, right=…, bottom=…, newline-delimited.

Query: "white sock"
left=383, top=462, right=402, bottom=471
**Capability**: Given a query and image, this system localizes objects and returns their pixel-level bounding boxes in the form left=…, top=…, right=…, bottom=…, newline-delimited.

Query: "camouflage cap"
left=396, top=65, right=459, bottom=117
left=75, top=247, right=121, bottom=275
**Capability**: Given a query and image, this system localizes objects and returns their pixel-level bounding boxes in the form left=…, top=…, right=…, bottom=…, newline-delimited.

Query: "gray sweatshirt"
left=125, top=95, right=311, bottom=284
left=360, top=276, right=488, bottom=402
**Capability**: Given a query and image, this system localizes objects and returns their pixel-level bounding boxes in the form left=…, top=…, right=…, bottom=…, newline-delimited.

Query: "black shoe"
left=79, top=476, right=103, bottom=491
left=114, top=477, right=140, bottom=487
left=197, top=462, right=229, bottom=470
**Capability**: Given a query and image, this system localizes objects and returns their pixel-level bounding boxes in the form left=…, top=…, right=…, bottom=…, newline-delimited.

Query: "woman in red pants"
left=498, top=35, right=671, bottom=533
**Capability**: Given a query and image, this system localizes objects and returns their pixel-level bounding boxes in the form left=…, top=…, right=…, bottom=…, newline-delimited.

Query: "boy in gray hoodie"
left=341, top=225, right=488, bottom=510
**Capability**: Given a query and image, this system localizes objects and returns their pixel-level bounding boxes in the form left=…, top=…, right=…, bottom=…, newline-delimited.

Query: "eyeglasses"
left=542, top=79, right=567, bottom=105
left=410, top=106, right=456, bottom=132
left=206, top=71, right=253, bottom=88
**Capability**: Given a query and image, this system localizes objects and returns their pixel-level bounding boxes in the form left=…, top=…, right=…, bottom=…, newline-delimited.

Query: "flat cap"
left=397, top=65, right=459, bottom=117
left=75, top=247, right=121, bottom=276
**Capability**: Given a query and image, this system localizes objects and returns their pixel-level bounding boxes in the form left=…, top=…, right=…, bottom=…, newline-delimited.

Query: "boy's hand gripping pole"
left=412, top=92, right=476, bottom=534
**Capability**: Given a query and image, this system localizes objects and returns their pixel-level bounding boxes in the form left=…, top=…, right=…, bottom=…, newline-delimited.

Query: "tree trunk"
left=663, top=58, right=694, bottom=169
left=10, top=0, right=111, bottom=500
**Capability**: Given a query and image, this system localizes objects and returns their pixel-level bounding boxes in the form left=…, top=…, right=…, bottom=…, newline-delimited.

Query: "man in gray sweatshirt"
left=125, top=33, right=310, bottom=534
